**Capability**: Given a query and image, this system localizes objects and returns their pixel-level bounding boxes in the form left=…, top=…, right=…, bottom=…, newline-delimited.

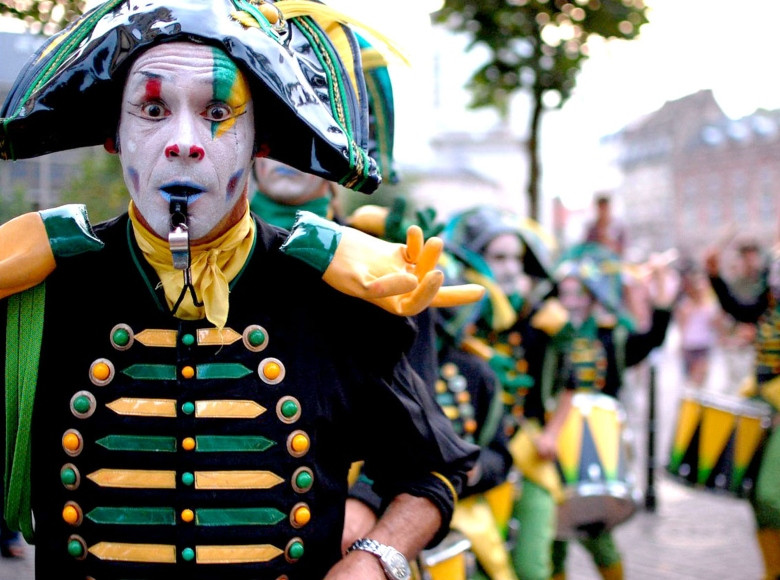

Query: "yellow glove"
left=281, top=211, right=485, bottom=316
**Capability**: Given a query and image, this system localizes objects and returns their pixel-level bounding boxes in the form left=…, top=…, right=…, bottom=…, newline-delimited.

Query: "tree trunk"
left=526, top=90, right=544, bottom=221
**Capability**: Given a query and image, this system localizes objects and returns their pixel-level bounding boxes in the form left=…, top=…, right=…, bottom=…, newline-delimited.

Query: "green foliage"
left=0, top=0, right=85, bottom=34
left=59, top=153, right=129, bottom=224
left=0, top=184, right=35, bottom=223
left=433, top=0, right=649, bottom=115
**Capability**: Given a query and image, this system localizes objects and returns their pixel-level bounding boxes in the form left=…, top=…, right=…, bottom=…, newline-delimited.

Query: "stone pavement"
left=0, top=323, right=768, bottom=579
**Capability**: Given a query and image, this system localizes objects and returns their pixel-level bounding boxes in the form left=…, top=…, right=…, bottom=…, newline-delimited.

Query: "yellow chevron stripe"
left=197, top=327, right=242, bottom=346
left=195, top=471, right=284, bottom=490
left=195, top=400, right=266, bottom=418
left=135, top=329, right=177, bottom=347
left=89, top=542, right=176, bottom=563
left=196, top=544, right=284, bottom=564
left=107, top=398, right=177, bottom=417
left=87, top=469, right=176, bottom=489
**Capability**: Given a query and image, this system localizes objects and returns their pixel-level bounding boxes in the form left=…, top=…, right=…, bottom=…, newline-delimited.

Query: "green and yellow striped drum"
left=667, top=389, right=772, bottom=498
left=555, top=392, right=640, bottom=540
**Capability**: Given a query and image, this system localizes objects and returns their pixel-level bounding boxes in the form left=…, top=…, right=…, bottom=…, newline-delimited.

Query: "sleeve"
left=351, top=349, right=480, bottom=547
left=709, top=274, right=768, bottom=323
left=624, top=308, right=672, bottom=367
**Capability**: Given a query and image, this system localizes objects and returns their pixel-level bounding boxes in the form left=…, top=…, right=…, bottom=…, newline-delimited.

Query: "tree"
left=59, top=152, right=129, bottom=223
left=0, top=0, right=85, bottom=34
left=432, top=0, right=648, bottom=220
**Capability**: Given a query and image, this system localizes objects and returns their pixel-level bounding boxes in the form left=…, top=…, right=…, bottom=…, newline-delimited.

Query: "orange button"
left=62, top=504, right=80, bottom=525
left=182, top=437, right=196, bottom=451
left=293, top=505, right=311, bottom=526
left=181, top=509, right=195, bottom=523
left=263, top=361, right=281, bottom=381
left=62, top=432, right=81, bottom=452
left=291, top=433, right=309, bottom=454
left=92, top=362, right=110, bottom=381
left=181, top=366, right=195, bottom=379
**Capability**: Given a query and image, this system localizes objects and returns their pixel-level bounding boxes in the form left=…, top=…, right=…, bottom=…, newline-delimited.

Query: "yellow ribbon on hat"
left=129, top=201, right=255, bottom=329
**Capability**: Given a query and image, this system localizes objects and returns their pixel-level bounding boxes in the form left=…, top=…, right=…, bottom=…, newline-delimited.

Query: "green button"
left=295, top=470, right=313, bottom=490
left=181, top=472, right=195, bottom=486
left=61, top=468, right=77, bottom=486
left=181, top=547, right=195, bottom=561
left=73, top=395, right=91, bottom=414
left=289, top=541, right=304, bottom=559
left=67, top=539, right=84, bottom=558
left=112, top=328, right=130, bottom=347
left=182, top=402, right=195, bottom=415
left=248, top=329, right=266, bottom=347
left=281, top=400, right=299, bottom=418
left=182, top=333, right=195, bottom=346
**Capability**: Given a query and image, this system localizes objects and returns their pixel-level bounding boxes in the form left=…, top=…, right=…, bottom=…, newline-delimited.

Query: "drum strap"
left=4, top=282, right=45, bottom=543
left=478, top=378, right=506, bottom=448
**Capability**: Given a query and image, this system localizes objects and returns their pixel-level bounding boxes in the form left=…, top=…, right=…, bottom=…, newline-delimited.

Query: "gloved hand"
left=0, top=204, right=103, bottom=299
left=281, top=211, right=484, bottom=316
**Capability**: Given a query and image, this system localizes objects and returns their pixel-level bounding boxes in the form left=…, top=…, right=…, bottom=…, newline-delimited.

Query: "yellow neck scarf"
left=129, top=201, right=255, bottom=329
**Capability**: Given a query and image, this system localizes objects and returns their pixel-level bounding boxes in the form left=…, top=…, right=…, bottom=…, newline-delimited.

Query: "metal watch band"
left=347, top=537, right=385, bottom=557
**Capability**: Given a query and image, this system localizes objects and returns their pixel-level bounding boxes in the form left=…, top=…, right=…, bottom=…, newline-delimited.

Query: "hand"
left=324, top=224, right=484, bottom=316
left=533, top=429, right=559, bottom=461
left=341, top=499, right=378, bottom=553
left=324, top=550, right=387, bottom=580
left=282, top=211, right=484, bottom=316
left=703, top=247, right=720, bottom=277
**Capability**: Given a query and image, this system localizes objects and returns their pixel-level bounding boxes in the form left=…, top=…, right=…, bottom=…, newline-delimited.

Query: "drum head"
left=555, top=485, right=640, bottom=540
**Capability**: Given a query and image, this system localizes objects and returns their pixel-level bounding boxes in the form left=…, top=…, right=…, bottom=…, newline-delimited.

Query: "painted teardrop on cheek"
left=226, top=169, right=244, bottom=200
left=127, top=167, right=140, bottom=194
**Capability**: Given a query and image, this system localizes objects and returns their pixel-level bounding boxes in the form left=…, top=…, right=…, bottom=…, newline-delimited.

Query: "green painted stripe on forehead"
left=212, top=47, right=240, bottom=103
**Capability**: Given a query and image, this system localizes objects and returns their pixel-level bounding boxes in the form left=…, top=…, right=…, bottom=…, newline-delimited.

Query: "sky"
left=331, top=0, right=780, bottom=209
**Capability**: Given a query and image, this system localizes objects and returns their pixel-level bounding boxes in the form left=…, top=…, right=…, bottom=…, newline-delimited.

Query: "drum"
left=666, top=389, right=772, bottom=498
left=416, top=530, right=473, bottom=580
left=555, top=392, right=640, bottom=540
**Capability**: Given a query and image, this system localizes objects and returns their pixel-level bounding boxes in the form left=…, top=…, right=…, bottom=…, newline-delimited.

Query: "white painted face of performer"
left=558, top=276, right=595, bottom=329
left=116, top=42, right=256, bottom=242
left=253, top=157, right=330, bottom=206
left=483, top=232, right=528, bottom=297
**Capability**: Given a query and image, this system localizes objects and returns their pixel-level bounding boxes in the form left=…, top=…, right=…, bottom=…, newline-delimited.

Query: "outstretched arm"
left=280, top=211, right=485, bottom=316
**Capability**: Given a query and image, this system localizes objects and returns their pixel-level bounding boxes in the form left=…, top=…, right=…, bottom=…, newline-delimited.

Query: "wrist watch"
left=347, top=537, right=412, bottom=580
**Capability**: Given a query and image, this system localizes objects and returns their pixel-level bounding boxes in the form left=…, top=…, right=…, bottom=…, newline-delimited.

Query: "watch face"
left=385, top=551, right=410, bottom=579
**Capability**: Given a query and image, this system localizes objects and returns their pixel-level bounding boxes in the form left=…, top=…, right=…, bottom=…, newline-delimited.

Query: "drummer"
left=549, top=242, right=674, bottom=580
left=705, top=245, right=780, bottom=580
left=442, top=206, right=576, bottom=580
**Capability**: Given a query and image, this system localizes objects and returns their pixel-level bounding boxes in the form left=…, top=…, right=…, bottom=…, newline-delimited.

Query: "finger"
left=365, top=272, right=418, bottom=299
left=398, top=269, right=444, bottom=316
left=416, top=236, right=443, bottom=277
left=404, top=225, right=424, bottom=263
left=430, top=283, right=486, bottom=308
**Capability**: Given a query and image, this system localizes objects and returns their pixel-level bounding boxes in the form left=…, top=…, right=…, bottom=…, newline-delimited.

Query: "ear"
left=255, top=143, right=270, bottom=158
left=104, top=137, right=118, bottom=154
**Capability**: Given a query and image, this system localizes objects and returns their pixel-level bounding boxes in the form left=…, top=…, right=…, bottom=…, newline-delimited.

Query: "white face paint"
left=483, top=233, right=525, bottom=296
left=558, top=276, right=594, bottom=329
left=118, top=42, right=255, bottom=241
left=253, top=157, right=329, bottom=205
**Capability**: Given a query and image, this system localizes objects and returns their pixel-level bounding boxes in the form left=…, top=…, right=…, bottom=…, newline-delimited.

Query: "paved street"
left=0, top=322, right=767, bottom=579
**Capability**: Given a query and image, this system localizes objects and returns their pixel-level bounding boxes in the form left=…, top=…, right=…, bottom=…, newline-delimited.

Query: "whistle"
left=169, top=194, right=190, bottom=270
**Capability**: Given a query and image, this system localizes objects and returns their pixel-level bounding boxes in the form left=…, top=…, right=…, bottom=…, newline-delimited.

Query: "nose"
left=164, top=113, right=205, bottom=161
left=165, top=144, right=205, bottom=160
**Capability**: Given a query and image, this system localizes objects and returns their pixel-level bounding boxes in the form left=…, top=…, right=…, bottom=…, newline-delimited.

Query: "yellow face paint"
left=212, top=48, right=251, bottom=138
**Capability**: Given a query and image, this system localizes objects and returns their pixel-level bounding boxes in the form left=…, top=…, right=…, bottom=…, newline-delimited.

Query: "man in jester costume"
left=441, top=205, right=577, bottom=580
left=548, top=242, right=674, bottom=580
left=705, top=244, right=780, bottom=580
left=0, top=1, right=487, bottom=578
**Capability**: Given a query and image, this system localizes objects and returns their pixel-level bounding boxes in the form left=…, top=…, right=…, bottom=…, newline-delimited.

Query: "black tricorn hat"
left=0, top=0, right=382, bottom=193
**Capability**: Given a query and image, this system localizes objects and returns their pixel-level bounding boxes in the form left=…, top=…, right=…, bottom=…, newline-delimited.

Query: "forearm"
left=364, top=493, right=442, bottom=556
